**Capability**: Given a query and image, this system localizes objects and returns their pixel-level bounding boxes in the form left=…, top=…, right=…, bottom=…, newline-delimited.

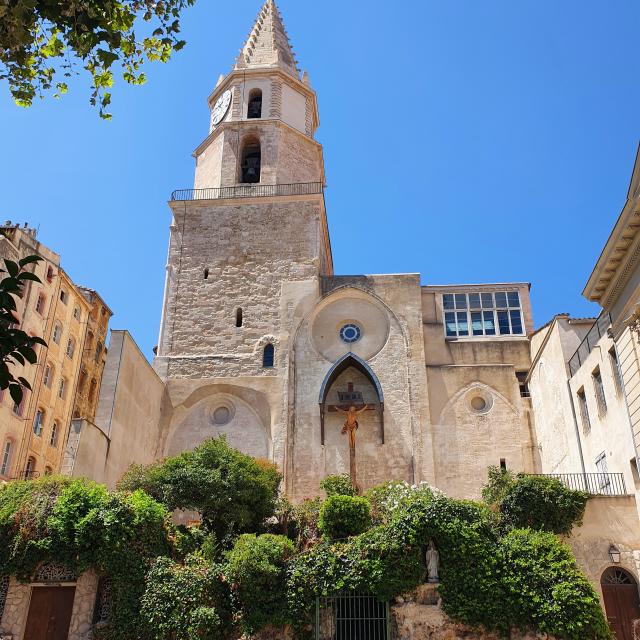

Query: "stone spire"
left=235, top=0, right=299, bottom=77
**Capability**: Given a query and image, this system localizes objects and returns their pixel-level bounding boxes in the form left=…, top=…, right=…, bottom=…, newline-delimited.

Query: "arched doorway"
left=601, top=567, right=640, bottom=640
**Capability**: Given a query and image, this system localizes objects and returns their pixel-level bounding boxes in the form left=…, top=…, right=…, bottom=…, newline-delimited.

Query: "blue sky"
left=0, top=0, right=638, bottom=359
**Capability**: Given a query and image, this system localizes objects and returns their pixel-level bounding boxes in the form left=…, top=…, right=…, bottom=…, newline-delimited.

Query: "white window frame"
left=66, top=338, right=75, bottom=359
left=1, top=441, right=12, bottom=476
left=52, top=323, right=62, bottom=344
left=595, top=451, right=611, bottom=494
left=443, top=291, right=524, bottom=338
left=43, top=364, right=53, bottom=388
left=58, top=378, right=66, bottom=399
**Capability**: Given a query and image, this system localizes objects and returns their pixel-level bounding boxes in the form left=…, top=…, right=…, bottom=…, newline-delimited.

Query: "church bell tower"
left=154, top=1, right=332, bottom=467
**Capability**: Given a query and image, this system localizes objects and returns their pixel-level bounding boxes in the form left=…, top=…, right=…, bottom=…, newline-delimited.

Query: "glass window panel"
left=507, top=291, right=520, bottom=308
left=483, top=311, right=496, bottom=335
left=495, top=292, right=508, bottom=308
left=455, top=294, right=467, bottom=310
left=457, top=311, right=469, bottom=336
left=443, top=294, right=455, bottom=310
left=481, top=293, right=494, bottom=308
left=469, top=293, right=481, bottom=309
left=497, top=310, right=511, bottom=334
left=471, top=312, right=483, bottom=336
left=445, top=312, right=457, bottom=337
left=510, top=310, right=523, bottom=334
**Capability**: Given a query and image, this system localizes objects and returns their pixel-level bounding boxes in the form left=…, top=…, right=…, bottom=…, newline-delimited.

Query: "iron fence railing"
left=528, top=472, right=627, bottom=496
left=171, top=181, right=324, bottom=201
left=315, top=592, right=390, bottom=640
left=568, top=312, right=612, bottom=377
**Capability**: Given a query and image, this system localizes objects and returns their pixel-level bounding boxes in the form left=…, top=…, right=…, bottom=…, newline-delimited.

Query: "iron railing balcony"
left=171, top=181, right=324, bottom=201
left=528, top=472, right=627, bottom=496
left=568, top=312, right=612, bottom=377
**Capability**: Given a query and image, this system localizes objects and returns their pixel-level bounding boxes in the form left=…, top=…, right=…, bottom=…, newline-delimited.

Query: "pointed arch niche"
left=318, top=353, right=384, bottom=445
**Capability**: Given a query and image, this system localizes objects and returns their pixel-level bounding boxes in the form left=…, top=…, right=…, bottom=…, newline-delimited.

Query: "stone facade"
left=0, top=569, right=98, bottom=640
left=0, top=224, right=110, bottom=481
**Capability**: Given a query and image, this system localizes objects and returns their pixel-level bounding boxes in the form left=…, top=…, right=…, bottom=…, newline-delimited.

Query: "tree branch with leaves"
left=0, top=255, right=47, bottom=405
left=0, top=0, right=195, bottom=118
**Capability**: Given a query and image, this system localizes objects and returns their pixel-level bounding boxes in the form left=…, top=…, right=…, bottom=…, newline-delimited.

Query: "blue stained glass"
left=507, top=292, right=520, bottom=308
left=457, top=312, right=469, bottom=336
left=510, top=310, right=523, bottom=334
left=495, top=292, right=508, bottom=308
left=471, top=312, right=483, bottom=335
left=445, top=312, right=457, bottom=336
left=483, top=311, right=496, bottom=335
left=469, top=293, right=481, bottom=309
left=455, top=294, right=467, bottom=309
left=497, top=310, right=510, bottom=334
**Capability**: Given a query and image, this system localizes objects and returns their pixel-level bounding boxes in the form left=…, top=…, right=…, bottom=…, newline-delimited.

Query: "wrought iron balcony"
left=171, top=181, right=324, bottom=201
left=528, top=472, right=627, bottom=496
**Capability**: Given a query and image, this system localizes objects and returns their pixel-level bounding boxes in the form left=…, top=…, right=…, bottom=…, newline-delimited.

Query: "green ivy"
left=319, top=474, right=356, bottom=497
left=0, top=476, right=172, bottom=640
left=318, top=495, right=372, bottom=540
left=140, top=555, right=230, bottom=640
left=225, top=534, right=295, bottom=634
left=483, top=469, right=588, bottom=535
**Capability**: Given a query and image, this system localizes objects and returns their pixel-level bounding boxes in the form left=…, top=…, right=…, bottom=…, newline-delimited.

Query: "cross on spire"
left=235, top=0, right=300, bottom=77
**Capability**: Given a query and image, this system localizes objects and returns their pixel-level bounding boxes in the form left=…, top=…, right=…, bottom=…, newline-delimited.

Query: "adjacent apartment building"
left=0, top=223, right=111, bottom=480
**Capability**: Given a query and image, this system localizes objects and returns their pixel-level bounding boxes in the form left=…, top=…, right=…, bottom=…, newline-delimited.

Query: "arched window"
left=44, top=466, right=52, bottom=476
left=50, top=422, right=58, bottom=447
left=33, top=409, right=45, bottom=436
left=240, top=138, right=261, bottom=183
left=247, top=89, right=262, bottom=119
left=235, top=308, right=243, bottom=328
left=43, top=363, right=54, bottom=388
left=24, top=456, right=36, bottom=479
left=1, top=440, right=13, bottom=476
left=262, top=343, right=274, bottom=368
left=204, top=268, right=209, bottom=280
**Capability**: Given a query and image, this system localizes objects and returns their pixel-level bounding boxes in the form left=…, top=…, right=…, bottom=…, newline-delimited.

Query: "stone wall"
left=0, top=571, right=97, bottom=640
left=392, top=586, right=555, bottom=640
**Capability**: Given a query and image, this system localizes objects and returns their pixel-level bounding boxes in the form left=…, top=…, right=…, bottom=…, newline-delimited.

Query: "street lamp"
left=608, top=544, right=621, bottom=564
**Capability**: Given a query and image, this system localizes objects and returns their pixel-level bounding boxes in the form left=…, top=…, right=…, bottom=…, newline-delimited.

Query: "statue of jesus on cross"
left=335, top=404, right=369, bottom=490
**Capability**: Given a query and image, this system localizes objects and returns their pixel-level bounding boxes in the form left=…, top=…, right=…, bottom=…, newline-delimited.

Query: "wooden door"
left=23, top=586, right=76, bottom=640
left=602, top=568, right=640, bottom=640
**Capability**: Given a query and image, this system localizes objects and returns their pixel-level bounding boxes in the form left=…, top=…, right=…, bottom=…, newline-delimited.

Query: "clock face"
left=210, top=89, right=232, bottom=128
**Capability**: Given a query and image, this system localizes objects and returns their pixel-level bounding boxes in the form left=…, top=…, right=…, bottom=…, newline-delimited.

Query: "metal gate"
left=315, top=592, right=390, bottom=640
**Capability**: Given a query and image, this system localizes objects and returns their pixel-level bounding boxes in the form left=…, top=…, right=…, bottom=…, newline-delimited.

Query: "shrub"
left=318, top=495, right=372, bottom=540
left=499, top=529, right=611, bottom=639
left=481, top=465, right=515, bottom=505
left=320, top=474, right=356, bottom=497
left=225, top=533, right=295, bottom=634
left=0, top=476, right=172, bottom=639
left=366, top=480, right=440, bottom=525
left=118, top=436, right=282, bottom=539
left=141, top=555, right=230, bottom=640
left=500, top=475, right=588, bottom=535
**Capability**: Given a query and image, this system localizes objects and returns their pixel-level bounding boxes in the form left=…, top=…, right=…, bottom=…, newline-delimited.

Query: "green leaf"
left=4, top=260, right=19, bottom=278
left=18, top=255, right=42, bottom=267
left=17, top=272, right=42, bottom=283
left=9, top=383, right=23, bottom=406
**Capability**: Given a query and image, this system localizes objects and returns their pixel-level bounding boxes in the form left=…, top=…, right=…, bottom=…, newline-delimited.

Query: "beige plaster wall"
left=568, top=327, right=639, bottom=500
left=528, top=318, right=590, bottom=474
left=281, top=83, right=307, bottom=133
left=60, top=419, right=109, bottom=483
left=567, top=495, right=640, bottom=602
left=94, top=330, right=166, bottom=488
left=421, top=286, right=536, bottom=498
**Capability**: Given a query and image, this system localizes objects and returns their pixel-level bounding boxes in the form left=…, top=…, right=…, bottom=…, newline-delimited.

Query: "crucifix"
left=325, top=383, right=376, bottom=491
